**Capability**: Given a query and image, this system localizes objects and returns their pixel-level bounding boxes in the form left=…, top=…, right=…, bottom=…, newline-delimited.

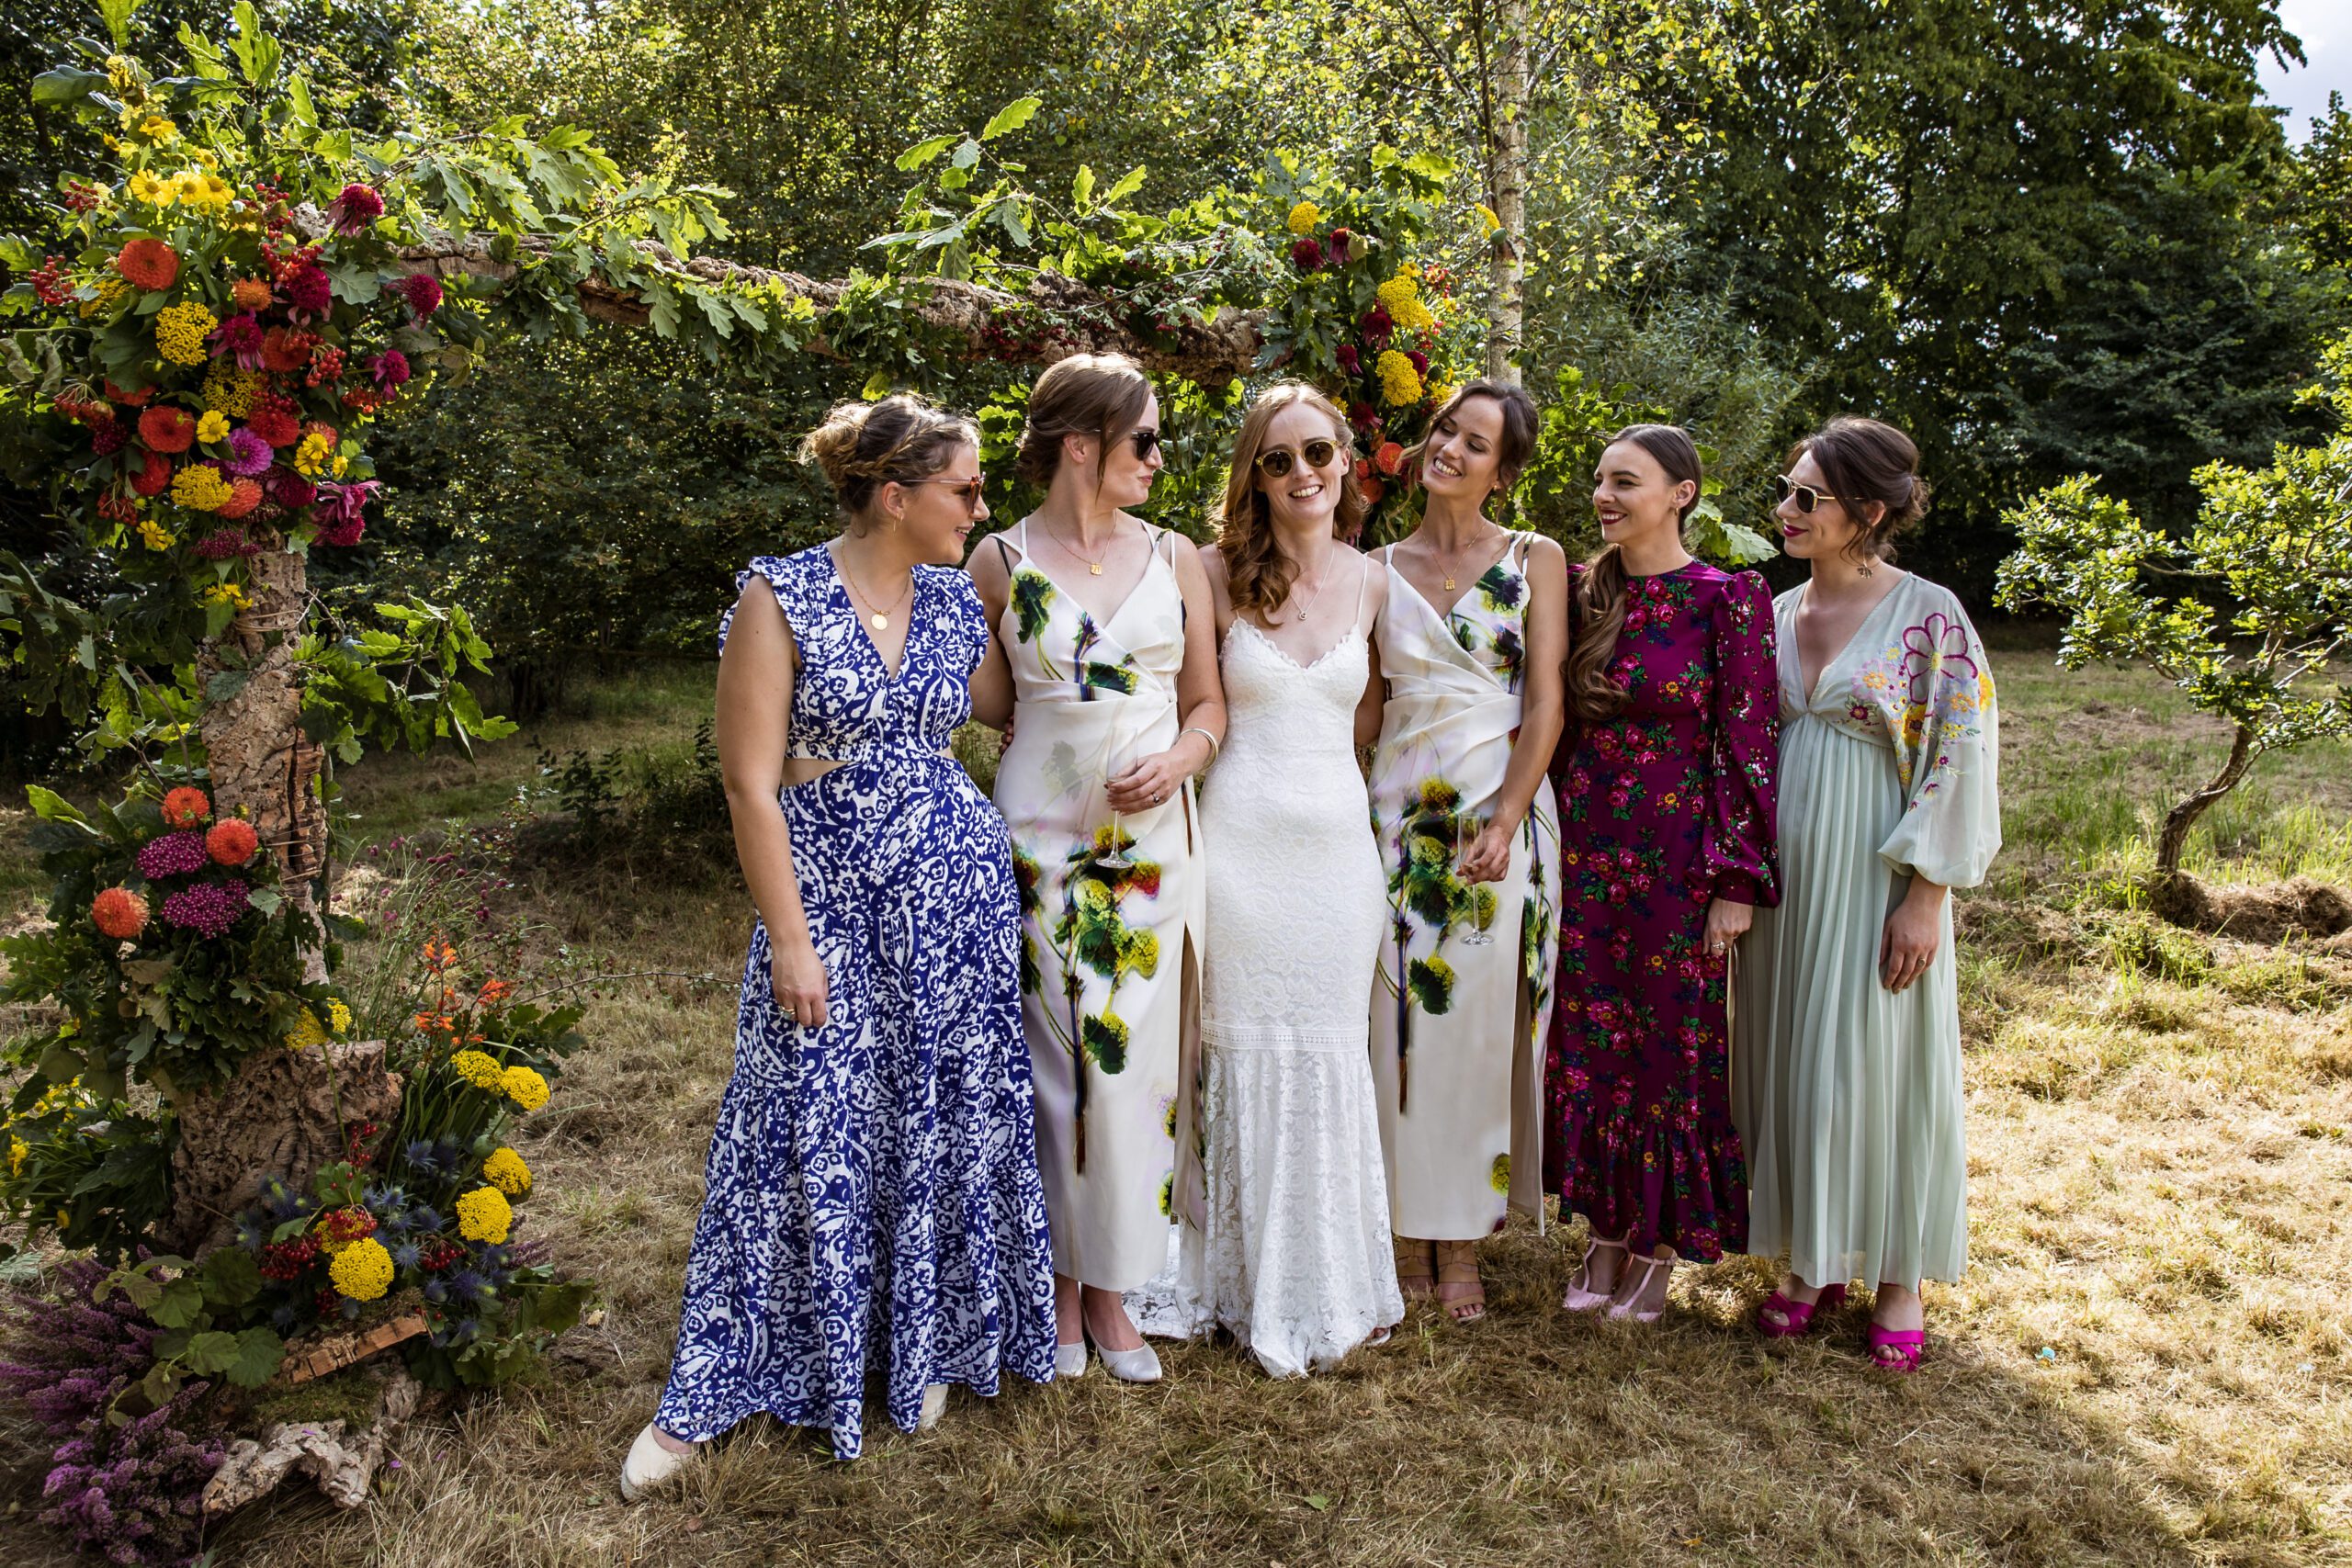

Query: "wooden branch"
left=297, top=209, right=1273, bottom=384
left=279, top=1313, right=430, bottom=1385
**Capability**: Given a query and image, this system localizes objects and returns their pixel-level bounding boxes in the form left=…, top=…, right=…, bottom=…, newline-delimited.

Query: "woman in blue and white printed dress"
left=622, top=394, right=1056, bottom=1493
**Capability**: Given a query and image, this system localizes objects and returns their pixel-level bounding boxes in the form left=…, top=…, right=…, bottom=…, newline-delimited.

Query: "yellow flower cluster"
left=1375, top=272, right=1437, bottom=335
left=455, top=1185, right=513, bottom=1244
left=175, top=169, right=232, bottom=211
left=328, top=1236, right=394, bottom=1300
left=1476, top=202, right=1502, bottom=235
left=79, top=277, right=130, bottom=320
left=136, top=516, right=176, bottom=552
left=171, top=465, right=232, bottom=512
left=328, top=998, right=353, bottom=1034
left=105, top=54, right=134, bottom=91
left=154, top=300, right=217, bottom=365
left=287, top=1009, right=329, bottom=1050
left=195, top=410, right=230, bottom=445
left=451, top=1048, right=504, bottom=1089
left=137, top=115, right=177, bottom=144
left=294, top=431, right=334, bottom=477
left=481, top=1146, right=533, bottom=1196
left=502, top=1065, right=549, bottom=1112
left=1286, top=201, right=1322, bottom=236
left=202, top=363, right=258, bottom=416
left=1426, top=380, right=1459, bottom=411
left=203, top=581, right=251, bottom=612
left=1376, top=348, right=1424, bottom=408
left=128, top=169, right=173, bottom=207
left=6, top=1134, right=24, bottom=1179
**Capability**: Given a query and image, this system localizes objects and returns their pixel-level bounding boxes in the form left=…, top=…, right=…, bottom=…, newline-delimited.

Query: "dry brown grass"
left=5, top=656, right=2352, bottom=1567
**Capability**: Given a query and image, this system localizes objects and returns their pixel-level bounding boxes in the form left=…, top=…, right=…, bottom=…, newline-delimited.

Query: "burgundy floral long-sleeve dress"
left=1544, top=561, right=1779, bottom=1261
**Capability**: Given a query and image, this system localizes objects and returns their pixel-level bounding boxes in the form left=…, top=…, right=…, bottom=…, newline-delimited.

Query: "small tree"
left=1994, top=328, right=2352, bottom=892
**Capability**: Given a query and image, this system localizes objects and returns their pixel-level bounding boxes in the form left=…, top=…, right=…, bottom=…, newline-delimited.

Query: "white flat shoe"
left=1092, top=1337, right=1161, bottom=1383
left=1054, top=1340, right=1090, bottom=1380
left=918, top=1382, right=950, bottom=1430
left=618, top=1422, right=698, bottom=1504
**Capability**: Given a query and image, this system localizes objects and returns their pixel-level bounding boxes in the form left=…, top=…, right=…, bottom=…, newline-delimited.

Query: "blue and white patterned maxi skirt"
left=654, top=762, right=1057, bottom=1459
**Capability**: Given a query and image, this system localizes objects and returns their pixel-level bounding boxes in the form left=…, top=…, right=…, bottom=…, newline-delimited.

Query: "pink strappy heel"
left=1604, top=1252, right=1675, bottom=1324
left=1866, top=1323, right=1927, bottom=1372
left=1755, top=1282, right=1847, bottom=1338
left=1562, top=1235, right=1626, bottom=1313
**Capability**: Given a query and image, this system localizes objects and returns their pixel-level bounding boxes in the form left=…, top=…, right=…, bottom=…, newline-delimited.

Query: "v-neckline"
left=1385, top=535, right=1517, bottom=625
left=822, top=544, right=917, bottom=682
left=1009, top=522, right=1163, bottom=637
left=1794, top=571, right=1907, bottom=705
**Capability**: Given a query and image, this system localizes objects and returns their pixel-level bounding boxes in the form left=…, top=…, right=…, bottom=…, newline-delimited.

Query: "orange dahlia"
left=116, top=237, right=180, bottom=291
left=130, top=447, right=172, bottom=497
left=104, top=379, right=155, bottom=407
left=1374, top=441, right=1405, bottom=477
left=161, top=786, right=211, bottom=829
left=216, top=478, right=264, bottom=519
left=205, top=818, right=259, bottom=866
left=92, top=886, right=149, bottom=940
left=231, top=276, right=273, bottom=311
left=137, top=406, right=196, bottom=454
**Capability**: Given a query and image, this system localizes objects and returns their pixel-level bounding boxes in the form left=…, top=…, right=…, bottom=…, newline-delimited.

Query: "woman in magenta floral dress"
left=1544, top=424, right=1779, bottom=1324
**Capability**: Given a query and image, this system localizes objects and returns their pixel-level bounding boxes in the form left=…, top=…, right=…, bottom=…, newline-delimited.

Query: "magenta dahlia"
left=222, top=427, right=272, bottom=478
left=160, top=878, right=250, bottom=937
left=368, top=350, right=411, bottom=390
left=390, top=274, right=444, bottom=315
left=284, top=265, right=332, bottom=316
left=135, top=830, right=211, bottom=879
left=331, top=183, right=385, bottom=234
left=209, top=311, right=266, bottom=368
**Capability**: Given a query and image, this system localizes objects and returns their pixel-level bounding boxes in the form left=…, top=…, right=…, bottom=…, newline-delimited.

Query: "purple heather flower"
left=134, top=831, right=209, bottom=879
left=159, top=878, right=250, bottom=938
left=223, top=426, right=272, bottom=478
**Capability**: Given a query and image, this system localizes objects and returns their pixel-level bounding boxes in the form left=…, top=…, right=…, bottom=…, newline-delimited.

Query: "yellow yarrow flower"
left=286, top=1009, right=329, bottom=1050
left=127, top=169, right=175, bottom=207
left=294, top=431, right=334, bottom=477
left=481, top=1146, right=532, bottom=1197
left=7, top=1134, right=25, bottom=1179
left=1285, top=201, right=1321, bottom=236
left=80, top=277, right=130, bottom=320
left=1375, top=349, right=1424, bottom=408
left=501, top=1065, right=549, bottom=1112
left=1426, top=380, right=1458, bottom=411
left=154, top=300, right=217, bottom=365
left=195, top=410, right=230, bottom=445
left=455, top=1185, right=513, bottom=1245
left=135, top=516, right=176, bottom=552
left=1375, top=274, right=1437, bottom=335
left=171, top=465, right=233, bottom=512
left=327, top=998, right=353, bottom=1035
left=450, top=1049, right=504, bottom=1089
left=202, top=363, right=259, bottom=417
left=328, top=1236, right=394, bottom=1301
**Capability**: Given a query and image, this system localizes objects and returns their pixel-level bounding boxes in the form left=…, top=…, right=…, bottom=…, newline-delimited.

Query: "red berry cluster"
left=306, top=344, right=345, bottom=387
left=96, top=493, right=140, bottom=524
left=259, top=1235, right=321, bottom=1280
left=343, top=1118, right=381, bottom=1162
left=317, top=1205, right=378, bottom=1249
left=63, top=182, right=102, bottom=214
left=420, top=1239, right=465, bottom=1272
left=30, top=255, right=72, bottom=308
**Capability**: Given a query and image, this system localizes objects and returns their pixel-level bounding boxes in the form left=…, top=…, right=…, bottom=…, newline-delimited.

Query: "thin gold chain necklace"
left=836, top=548, right=912, bottom=631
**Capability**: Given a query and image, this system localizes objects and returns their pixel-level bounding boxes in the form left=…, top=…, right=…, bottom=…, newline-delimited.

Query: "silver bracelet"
left=1178, top=726, right=1221, bottom=769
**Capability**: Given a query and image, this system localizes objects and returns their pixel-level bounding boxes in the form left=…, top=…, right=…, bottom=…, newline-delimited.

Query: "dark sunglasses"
left=1254, top=437, right=1341, bottom=478
left=911, top=476, right=988, bottom=514
left=1772, top=473, right=1868, bottom=515
left=1127, top=427, right=1162, bottom=458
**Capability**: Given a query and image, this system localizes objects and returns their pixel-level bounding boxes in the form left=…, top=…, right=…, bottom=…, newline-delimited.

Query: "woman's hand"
left=1456, top=817, right=1517, bottom=884
left=771, top=937, right=830, bottom=1031
left=1105, top=745, right=1193, bottom=814
left=1880, top=880, right=1947, bottom=993
left=1702, top=897, right=1754, bottom=963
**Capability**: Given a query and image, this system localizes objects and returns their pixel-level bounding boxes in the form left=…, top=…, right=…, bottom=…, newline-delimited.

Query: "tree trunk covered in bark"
left=1483, top=0, right=1531, bottom=385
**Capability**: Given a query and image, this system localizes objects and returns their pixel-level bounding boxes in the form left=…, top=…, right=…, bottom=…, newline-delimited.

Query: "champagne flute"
left=1097, top=731, right=1136, bottom=870
left=1455, top=810, right=1495, bottom=945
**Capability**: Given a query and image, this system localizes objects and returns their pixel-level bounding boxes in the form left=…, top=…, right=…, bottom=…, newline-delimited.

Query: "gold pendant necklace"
left=837, top=550, right=911, bottom=631
left=1058, top=524, right=1109, bottom=576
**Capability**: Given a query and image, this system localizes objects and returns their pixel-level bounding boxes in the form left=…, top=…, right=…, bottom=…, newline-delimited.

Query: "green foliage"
left=300, top=596, right=514, bottom=763
left=0, top=1079, right=171, bottom=1260
left=94, top=1248, right=285, bottom=1408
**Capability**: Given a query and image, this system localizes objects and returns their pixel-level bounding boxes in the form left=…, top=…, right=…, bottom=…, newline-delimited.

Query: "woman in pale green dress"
left=1366, top=382, right=1566, bottom=1324
left=1734, top=417, right=2000, bottom=1373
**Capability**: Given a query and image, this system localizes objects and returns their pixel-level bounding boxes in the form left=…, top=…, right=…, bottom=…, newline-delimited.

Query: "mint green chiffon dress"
left=1733, top=572, right=2000, bottom=1292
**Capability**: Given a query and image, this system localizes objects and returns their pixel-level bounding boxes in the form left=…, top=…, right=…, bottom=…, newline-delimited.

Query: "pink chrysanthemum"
left=331, top=183, right=384, bottom=233
left=1329, top=227, right=1353, bottom=262
left=160, top=878, right=250, bottom=938
left=284, top=265, right=332, bottom=316
left=135, top=830, right=211, bottom=879
left=223, top=427, right=272, bottom=478
left=1360, top=305, right=1394, bottom=345
left=1335, top=344, right=1361, bottom=376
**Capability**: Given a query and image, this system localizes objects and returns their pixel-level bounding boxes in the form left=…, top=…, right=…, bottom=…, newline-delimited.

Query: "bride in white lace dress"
left=1164, top=381, right=1404, bottom=1375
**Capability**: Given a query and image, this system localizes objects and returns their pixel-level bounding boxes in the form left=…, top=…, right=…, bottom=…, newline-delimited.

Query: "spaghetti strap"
left=992, top=534, right=1013, bottom=572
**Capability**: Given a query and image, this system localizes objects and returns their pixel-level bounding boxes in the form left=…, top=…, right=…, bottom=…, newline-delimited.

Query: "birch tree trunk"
left=1483, top=0, right=1532, bottom=385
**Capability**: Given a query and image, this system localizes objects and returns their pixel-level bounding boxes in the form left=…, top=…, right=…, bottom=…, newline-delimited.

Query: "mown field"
left=4, top=631, right=2350, bottom=1568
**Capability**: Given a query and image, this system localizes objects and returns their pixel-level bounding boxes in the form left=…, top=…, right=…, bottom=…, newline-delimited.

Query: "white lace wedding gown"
left=1140, top=565, right=1404, bottom=1375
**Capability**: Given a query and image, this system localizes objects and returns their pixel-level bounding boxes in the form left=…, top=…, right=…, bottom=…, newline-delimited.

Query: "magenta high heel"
left=1866, top=1323, right=1927, bottom=1372
left=1755, top=1282, right=1847, bottom=1338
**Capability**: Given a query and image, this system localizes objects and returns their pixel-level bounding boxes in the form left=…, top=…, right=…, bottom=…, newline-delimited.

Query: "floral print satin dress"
left=989, top=523, right=1203, bottom=1293
left=1734, top=573, right=2000, bottom=1292
left=654, top=548, right=1056, bottom=1461
left=1367, top=536, right=1562, bottom=1241
left=1544, top=562, right=1779, bottom=1261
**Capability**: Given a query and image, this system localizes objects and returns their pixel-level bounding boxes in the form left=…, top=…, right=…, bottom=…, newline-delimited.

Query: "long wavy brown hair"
left=1215, top=381, right=1366, bottom=618
left=1566, top=423, right=1703, bottom=721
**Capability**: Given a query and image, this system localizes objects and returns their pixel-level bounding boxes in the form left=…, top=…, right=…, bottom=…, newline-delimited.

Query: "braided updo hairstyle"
left=799, top=393, right=978, bottom=532
left=1789, top=415, right=1931, bottom=567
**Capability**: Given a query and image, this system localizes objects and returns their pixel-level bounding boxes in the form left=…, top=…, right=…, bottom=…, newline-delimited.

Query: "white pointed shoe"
left=618, top=1423, right=698, bottom=1504
left=1054, top=1340, right=1090, bottom=1380
left=1092, top=1337, right=1162, bottom=1383
left=918, top=1382, right=950, bottom=1430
